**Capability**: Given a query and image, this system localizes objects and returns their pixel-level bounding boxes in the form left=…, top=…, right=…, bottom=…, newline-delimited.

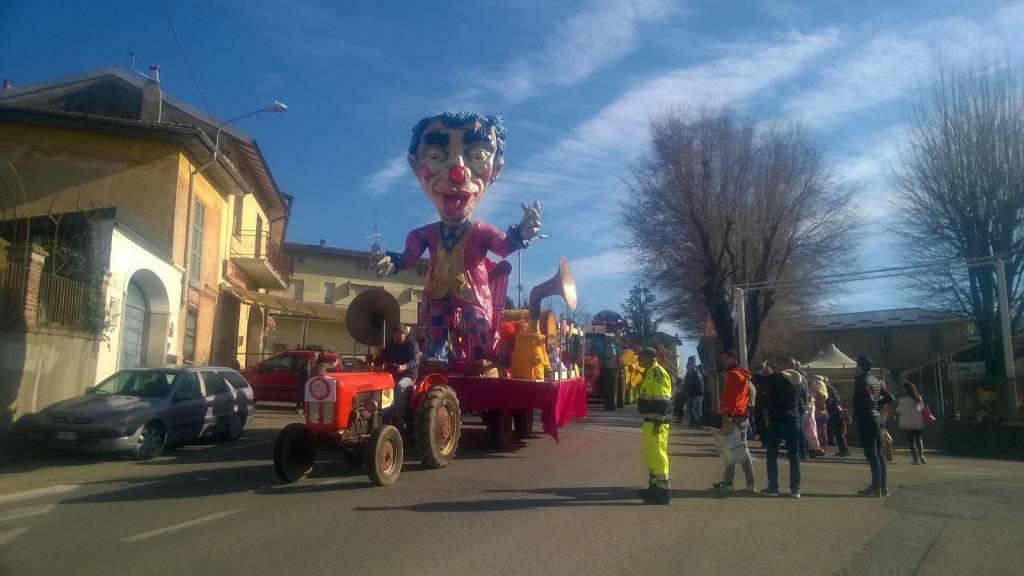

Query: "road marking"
left=0, top=504, right=55, bottom=523
left=0, top=484, right=78, bottom=506
left=122, top=510, right=242, bottom=542
left=0, top=527, right=28, bottom=547
left=224, top=440, right=272, bottom=452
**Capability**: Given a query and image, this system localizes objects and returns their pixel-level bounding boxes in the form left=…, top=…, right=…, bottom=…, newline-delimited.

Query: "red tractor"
left=272, top=289, right=460, bottom=486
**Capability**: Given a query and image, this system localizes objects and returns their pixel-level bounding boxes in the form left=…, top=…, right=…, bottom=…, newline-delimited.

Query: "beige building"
left=793, top=308, right=975, bottom=372
left=260, top=242, right=428, bottom=361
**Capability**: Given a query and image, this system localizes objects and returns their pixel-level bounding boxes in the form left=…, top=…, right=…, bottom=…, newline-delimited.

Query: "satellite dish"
left=346, top=288, right=401, bottom=346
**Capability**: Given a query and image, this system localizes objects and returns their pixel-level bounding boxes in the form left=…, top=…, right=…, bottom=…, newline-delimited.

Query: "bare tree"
left=623, top=108, right=858, bottom=360
left=892, top=61, right=1024, bottom=376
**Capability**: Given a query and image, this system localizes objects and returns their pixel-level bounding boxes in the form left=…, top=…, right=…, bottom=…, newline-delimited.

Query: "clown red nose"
left=449, top=165, right=468, bottom=184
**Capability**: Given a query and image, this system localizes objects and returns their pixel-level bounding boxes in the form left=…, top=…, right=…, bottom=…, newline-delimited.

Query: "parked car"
left=32, top=366, right=255, bottom=460
left=241, top=350, right=343, bottom=403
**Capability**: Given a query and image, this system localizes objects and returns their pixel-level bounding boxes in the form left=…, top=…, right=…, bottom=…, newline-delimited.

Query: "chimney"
left=319, top=239, right=326, bottom=249
left=139, top=64, right=162, bottom=122
left=2, top=79, right=11, bottom=90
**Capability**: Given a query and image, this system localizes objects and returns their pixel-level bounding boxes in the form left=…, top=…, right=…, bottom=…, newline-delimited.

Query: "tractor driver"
left=373, top=325, right=420, bottom=425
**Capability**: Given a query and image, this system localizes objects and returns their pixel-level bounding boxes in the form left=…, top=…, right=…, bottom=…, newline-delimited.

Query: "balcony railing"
left=230, top=231, right=292, bottom=282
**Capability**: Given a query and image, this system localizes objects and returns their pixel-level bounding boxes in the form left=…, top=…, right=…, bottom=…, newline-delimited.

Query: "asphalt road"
left=1, top=404, right=1022, bottom=576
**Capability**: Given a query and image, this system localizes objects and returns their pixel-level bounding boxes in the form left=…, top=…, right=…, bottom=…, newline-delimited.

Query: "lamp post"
left=179, top=102, right=287, bottom=363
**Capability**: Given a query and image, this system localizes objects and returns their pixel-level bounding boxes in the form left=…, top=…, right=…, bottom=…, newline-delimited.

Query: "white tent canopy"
left=804, top=343, right=858, bottom=369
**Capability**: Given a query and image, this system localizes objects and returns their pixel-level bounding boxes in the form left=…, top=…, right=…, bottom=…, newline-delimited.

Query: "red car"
left=243, top=350, right=363, bottom=403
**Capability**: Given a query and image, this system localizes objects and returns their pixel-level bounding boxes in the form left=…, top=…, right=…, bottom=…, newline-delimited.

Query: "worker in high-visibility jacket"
left=637, top=347, right=674, bottom=504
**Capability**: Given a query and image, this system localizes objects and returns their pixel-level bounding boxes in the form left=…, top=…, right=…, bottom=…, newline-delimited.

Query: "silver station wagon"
left=32, top=367, right=255, bottom=460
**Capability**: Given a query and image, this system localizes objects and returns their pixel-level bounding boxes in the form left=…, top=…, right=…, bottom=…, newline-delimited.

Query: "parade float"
left=273, top=112, right=587, bottom=486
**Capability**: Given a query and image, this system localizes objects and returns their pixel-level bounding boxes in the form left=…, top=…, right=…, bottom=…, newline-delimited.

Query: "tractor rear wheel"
left=485, top=410, right=514, bottom=449
left=513, top=409, right=535, bottom=440
left=273, top=423, right=316, bottom=483
left=368, top=425, right=403, bottom=486
left=415, top=385, right=461, bottom=468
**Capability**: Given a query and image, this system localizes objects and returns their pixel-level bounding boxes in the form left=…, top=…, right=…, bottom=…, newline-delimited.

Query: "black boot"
left=643, top=486, right=671, bottom=505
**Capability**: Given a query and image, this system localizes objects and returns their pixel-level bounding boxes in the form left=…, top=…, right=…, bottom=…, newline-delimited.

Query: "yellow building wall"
left=795, top=322, right=973, bottom=371
left=0, top=123, right=181, bottom=258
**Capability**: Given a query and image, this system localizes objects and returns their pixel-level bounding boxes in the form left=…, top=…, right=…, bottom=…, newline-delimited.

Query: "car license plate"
left=56, top=431, right=77, bottom=441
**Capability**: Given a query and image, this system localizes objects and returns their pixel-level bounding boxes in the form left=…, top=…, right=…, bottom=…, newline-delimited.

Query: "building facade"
left=0, top=66, right=290, bottom=388
left=262, top=242, right=427, bottom=361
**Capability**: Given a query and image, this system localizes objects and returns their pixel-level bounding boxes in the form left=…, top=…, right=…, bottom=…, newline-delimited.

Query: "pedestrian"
left=896, top=381, right=927, bottom=464
left=682, top=356, right=704, bottom=428
left=711, top=349, right=756, bottom=493
left=636, top=347, right=673, bottom=505
left=753, top=357, right=803, bottom=498
left=295, top=355, right=311, bottom=413
left=809, top=376, right=830, bottom=456
left=825, top=379, right=850, bottom=456
left=671, top=360, right=686, bottom=424
left=373, top=325, right=421, bottom=428
left=853, top=355, right=895, bottom=497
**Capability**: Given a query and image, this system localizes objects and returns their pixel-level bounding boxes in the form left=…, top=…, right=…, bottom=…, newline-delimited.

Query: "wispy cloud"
left=782, top=4, right=1024, bottom=128
left=832, top=128, right=902, bottom=219
left=484, top=0, right=676, bottom=104
left=363, top=155, right=409, bottom=197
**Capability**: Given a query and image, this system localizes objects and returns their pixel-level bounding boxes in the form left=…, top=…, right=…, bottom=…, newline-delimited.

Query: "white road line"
left=0, top=484, right=79, bottom=506
left=0, top=527, right=28, bottom=547
left=122, top=510, right=242, bottom=542
left=0, top=504, right=55, bottom=523
left=224, top=440, right=272, bottom=452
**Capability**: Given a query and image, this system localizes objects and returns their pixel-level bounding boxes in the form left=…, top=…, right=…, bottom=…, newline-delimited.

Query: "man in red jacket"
left=712, top=349, right=756, bottom=492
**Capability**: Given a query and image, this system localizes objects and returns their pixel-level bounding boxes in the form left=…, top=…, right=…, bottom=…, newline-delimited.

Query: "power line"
left=158, top=0, right=213, bottom=116
left=736, top=255, right=1003, bottom=292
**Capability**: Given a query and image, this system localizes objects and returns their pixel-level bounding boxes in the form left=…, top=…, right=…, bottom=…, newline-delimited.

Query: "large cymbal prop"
left=346, top=287, right=401, bottom=346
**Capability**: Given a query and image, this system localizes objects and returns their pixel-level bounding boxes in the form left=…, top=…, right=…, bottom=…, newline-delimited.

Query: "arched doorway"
left=119, top=269, right=170, bottom=369
left=120, top=280, right=148, bottom=368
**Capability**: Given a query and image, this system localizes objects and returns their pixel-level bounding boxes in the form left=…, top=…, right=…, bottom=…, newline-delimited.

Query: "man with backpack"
left=712, top=349, right=756, bottom=493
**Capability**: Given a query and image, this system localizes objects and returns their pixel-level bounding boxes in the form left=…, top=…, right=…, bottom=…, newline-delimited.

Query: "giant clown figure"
left=371, top=112, right=541, bottom=363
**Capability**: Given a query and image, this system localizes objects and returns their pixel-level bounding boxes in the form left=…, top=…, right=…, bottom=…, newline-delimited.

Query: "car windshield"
left=93, top=371, right=179, bottom=398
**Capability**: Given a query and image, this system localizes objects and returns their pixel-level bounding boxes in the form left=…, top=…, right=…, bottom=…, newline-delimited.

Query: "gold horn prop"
left=528, top=257, right=577, bottom=318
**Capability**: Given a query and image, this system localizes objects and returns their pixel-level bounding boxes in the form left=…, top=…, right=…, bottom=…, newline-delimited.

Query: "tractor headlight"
left=380, top=389, right=394, bottom=409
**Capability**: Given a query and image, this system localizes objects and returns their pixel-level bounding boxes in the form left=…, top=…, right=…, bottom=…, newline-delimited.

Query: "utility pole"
left=733, top=286, right=748, bottom=369
left=995, top=258, right=1018, bottom=416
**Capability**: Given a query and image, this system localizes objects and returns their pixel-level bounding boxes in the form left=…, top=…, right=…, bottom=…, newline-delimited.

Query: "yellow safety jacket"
left=638, top=361, right=673, bottom=424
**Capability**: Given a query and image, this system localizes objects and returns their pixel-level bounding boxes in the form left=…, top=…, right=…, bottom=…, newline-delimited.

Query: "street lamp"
left=179, top=101, right=289, bottom=361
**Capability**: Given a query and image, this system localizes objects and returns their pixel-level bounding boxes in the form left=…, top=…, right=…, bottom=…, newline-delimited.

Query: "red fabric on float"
left=446, top=376, right=588, bottom=443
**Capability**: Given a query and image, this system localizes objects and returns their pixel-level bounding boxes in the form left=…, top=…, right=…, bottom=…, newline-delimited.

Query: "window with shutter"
left=324, top=282, right=335, bottom=304
left=190, top=201, right=205, bottom=286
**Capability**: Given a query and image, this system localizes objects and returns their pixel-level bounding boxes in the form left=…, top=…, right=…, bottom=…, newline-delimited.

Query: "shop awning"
left=223, top=286, right=346, bottom=321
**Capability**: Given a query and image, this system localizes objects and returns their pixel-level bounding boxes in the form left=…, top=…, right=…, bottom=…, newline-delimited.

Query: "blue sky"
left=2, top=0, right=1022, bottom=355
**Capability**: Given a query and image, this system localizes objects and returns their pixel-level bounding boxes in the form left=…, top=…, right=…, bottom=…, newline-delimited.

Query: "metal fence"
left=948, top=376, right=1024, bottom=422
left=231, top=231, right=293, bottom=279
left=36, top=271, right=92, bottom=332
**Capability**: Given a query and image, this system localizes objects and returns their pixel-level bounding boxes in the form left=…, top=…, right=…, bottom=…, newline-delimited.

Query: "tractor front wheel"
left=368, top=425, right=403, bottom=486
left=273, top=423, right=316, bottom=483
left=415, top=385, right=461, bottom=468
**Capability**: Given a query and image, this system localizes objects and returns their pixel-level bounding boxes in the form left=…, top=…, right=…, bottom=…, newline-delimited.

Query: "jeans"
left=765, top=419, right=801, bottom=493
left=393, top=376, right=415, bottom=424
left=722, top=416, right=755, bottom=487
left=904, top=429, right=925, bottom=461
left=688, top=395, right=703, bottom=427
left=856, top=412, right=887, bottom=490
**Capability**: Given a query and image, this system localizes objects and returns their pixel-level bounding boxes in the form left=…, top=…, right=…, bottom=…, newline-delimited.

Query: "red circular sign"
left=308, top=377, right=332, bottom=400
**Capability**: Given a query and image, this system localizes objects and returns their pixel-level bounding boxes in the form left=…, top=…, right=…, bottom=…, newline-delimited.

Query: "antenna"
left=366, top=211, right=385, bottom=247
left=129, top=51, right=136, bottom=74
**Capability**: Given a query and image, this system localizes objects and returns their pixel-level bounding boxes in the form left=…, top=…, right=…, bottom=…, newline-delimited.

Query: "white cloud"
left=549, top=29, right=841, bottom=164
left=832, top=128, right=901, bottom=219
left=362, top=155, right=409, bottom=197
left=782, top=4, right=1024, bottom=128
left=571, top=248, right=639, bottom=282
left=486, top=0, right=676, bottom=104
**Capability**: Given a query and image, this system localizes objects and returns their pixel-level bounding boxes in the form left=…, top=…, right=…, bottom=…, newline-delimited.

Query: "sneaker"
left=880, top=488, right=889, bottom=498
left=857, top=486, right=880, bottom=497
left=711, top=482, right=733, bottom=491
left=759, top=487, right=779, bottom=497
left=789, top=491, right=801, bottom=499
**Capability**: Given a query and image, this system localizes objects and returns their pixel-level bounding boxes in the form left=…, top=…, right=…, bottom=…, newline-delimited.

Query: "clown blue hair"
left=408, top=112, right=508, bottom=159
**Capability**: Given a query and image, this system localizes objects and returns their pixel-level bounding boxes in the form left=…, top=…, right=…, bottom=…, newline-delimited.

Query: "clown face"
left=408, top=119, right=503, bottom=224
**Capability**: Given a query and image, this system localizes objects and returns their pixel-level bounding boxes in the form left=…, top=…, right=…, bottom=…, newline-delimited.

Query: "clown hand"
left=370, top=243, right=395, bottom=277
left=520, top=201, right=542, bottom=241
